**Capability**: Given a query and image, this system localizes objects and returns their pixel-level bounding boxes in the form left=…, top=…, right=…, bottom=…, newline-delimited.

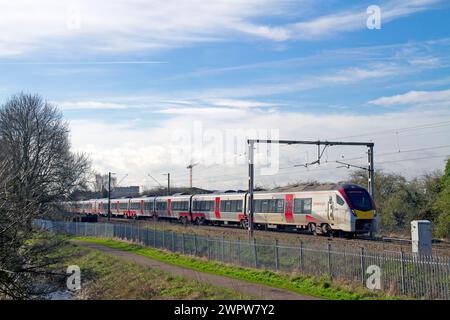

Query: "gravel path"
left=72, top=240, right=319, bottom=300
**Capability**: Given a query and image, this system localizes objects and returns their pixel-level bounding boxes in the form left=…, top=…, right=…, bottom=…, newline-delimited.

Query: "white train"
left=65, top=184, right=377, bottom=236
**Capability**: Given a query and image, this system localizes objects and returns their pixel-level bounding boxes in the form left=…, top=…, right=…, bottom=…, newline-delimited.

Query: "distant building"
left=111, top=186, right=140, bottom=198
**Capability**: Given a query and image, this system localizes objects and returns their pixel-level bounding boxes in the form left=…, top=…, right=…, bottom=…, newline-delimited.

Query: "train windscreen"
left=345, top=188, right=374, bottom=211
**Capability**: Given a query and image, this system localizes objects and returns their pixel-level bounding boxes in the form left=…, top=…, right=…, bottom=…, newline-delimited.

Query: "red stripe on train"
left=215, top=197, right=221, bottom=219
left=284, top=194, right=294, bottom=223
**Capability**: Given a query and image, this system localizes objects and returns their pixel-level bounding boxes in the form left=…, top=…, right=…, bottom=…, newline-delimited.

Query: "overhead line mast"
left=247, top=139, right=375, bottom=238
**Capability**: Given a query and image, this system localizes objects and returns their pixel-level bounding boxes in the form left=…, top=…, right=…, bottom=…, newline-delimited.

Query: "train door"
left=327, top=195, right=334, bottom=221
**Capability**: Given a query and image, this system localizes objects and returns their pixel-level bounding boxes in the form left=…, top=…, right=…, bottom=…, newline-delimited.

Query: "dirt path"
left=72, top=240, right=319, bottom=300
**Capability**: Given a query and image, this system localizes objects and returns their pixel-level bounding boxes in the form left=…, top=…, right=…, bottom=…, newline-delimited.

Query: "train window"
left=131, top=202, right=140, bottom=210
left=157, top=202, right=167, bottom=210
left=173, top=201, right=185, bottom=210
left=257, top=200, right=262, bottom=213
left=230, top=200, right=237, bottom=212
left=276, top=199, right=284, bottom=213
left=294, top=198, right=312, bottom=214
left=119, top=202, right=128, bottom=210
left=303, top=199, right=312, bottom=213
left=236, top=200, right=243, bottom=212
left=336, top=195, right=345, bottom=206
left=261, top=200, right=269, bottom=212
left=224, top=201, right=231, bottom=212
left=294, top=199, right=303, bottom=214
left=269, top=200, right=277, bottom=213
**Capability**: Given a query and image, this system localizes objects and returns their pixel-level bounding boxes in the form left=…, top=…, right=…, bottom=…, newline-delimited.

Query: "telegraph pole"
left=162, top=173, right=171, bottom=195
left=107, top=172, right=112, bottom=221
left=368, top=145, right=375, bottom=198
left=248, top=140, right=255, bottom=238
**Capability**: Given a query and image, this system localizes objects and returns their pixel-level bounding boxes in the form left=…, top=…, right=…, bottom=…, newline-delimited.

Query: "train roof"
left=269, top=183, right=358, bottom=192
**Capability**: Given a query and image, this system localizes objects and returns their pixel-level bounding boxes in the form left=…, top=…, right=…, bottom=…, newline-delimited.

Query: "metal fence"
left=34, top=219, right=450, bottom=299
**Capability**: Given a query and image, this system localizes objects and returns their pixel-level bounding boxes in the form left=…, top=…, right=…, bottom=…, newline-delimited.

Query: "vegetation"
left=348, top=158, right=450, bottom=239
left=52, top=242, right=254, bottom=300
left=433, top=159, right=450, bottom=238
left=0, top=93, right=90, bottom=299
left=74, top=237, right=399, bottom=300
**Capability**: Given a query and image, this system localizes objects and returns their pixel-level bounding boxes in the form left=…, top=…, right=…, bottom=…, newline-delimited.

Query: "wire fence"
left=34, top=219, right=450, bottom=299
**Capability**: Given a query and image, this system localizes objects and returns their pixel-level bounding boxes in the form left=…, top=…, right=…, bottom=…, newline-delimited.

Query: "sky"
left=1, top=0, right=450, bottom=190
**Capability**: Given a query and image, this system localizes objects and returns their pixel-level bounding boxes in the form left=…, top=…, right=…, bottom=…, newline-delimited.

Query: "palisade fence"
left=34, top=219, right=449, bottom=299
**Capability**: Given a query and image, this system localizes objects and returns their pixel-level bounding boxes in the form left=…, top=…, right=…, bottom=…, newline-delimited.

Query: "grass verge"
left=54, top=242, right=255, bottom=299
left=73, top=236, right=400, bottom=300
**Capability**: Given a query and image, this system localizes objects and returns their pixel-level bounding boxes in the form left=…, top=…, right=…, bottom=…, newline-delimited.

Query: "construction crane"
left=186, top=162, right=199, bottom=188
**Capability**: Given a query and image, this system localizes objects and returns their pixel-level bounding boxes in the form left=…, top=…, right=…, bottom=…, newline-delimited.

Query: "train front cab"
left=337, top=184, right=377, bottom=235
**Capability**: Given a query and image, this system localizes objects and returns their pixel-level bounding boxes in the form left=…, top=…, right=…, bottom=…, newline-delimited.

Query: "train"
left=64, top=183, right=377, bottom=236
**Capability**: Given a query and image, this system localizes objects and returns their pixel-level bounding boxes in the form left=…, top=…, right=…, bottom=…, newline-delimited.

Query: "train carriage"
left=128, top=197, right=156, bottom=218
left=154, top=196, right=177, bottom=221
left=245, top=184, right=376, bottom=235
left=67, top=183, right=376, bottom=236
left=169, top=194, right=193, bottom=223
left=190, top=194, right=216, bottom=225
left=116, top=198, right=130, bottom=217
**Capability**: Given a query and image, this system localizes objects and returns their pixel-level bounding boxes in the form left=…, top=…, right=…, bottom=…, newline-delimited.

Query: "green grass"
left=54, top=242, right=255, bottom=300
left=73, top=236, right=400, bottom=300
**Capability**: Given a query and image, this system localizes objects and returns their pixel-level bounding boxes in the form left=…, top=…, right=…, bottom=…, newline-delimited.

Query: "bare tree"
left=0, top=93, right=90, bottom=299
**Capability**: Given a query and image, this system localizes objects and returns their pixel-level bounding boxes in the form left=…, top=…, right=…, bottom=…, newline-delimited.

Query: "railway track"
left=92, top=216, right=450, bottom=257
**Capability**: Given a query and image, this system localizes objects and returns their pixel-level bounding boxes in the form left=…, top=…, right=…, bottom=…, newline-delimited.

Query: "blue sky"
left=1, top=0, right=450, bottom=189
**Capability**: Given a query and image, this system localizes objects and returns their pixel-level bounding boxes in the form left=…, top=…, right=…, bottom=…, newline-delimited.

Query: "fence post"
left=153, top=228, right=156, bottom=247
left=162, top=228, right=165, bottom=249
left=194, top=234, right=198, bottom=256
left=253, top=238, right=258, bottom=269
left=327, top=242, right=332, bottom=278
left=182, top=233, right=185, bottom=254
left=171, top=232, right=175, bottom=252
left=237, top=238, right=241, bottom=265
left=299, top=241, right=304, bottom=271
left=221, top=236, right=225, bottom=262
left=207, top=236, right=211, bottom=260
left=360, top=247, right=365, bottom=284
left=275, top=240, right=280, bottom=271
left=137, top=225, right=140, bottom=242
left=400, top=250, right=406, bottom=295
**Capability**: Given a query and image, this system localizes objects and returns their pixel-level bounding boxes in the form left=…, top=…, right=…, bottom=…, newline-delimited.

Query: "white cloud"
left=369, top=88, right=450, bottom=106
left=0, top=0, right=441, bottom=57
left=284, top=0, right=440, bottom=40
left=69, top=106, right=450, bottom=190
left=57, top=101, right=129, bottom=110
left=207, top=99, right=277, bottom=109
